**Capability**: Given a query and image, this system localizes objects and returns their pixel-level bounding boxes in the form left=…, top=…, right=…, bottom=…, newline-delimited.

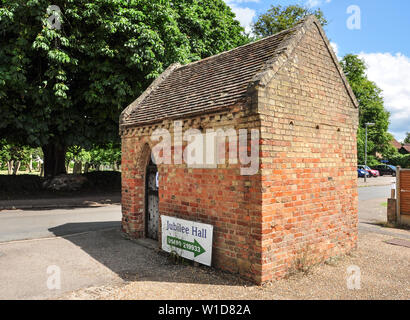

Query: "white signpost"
left=161, top=215, right=213, bottom=266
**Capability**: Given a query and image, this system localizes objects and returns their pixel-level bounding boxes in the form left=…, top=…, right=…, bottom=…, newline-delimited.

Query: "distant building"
left=400, top=144, right=410, bottom=155
left=391, top=138, right=403, bottom=151
left=391, top=137, right=410, bottom=155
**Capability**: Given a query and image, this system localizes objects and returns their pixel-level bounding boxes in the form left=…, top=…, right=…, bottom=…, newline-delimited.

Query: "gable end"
left=249, top=16, right=359, bottom=109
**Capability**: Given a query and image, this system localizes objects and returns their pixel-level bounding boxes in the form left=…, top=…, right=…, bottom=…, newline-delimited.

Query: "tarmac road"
left=0, top=205, right=121, bottom=243
left=358, top=184, right=391, bottom=224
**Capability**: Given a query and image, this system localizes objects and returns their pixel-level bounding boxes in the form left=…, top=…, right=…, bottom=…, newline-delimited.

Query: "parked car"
left=373, top=164, right=397, bottom=177
left=357, top=168, right=369, bottom=178
left=358, top=165, right=380, bottom=177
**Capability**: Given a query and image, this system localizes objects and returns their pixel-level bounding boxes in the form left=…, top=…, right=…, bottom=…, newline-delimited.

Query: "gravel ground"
left=60, top=230, right=410, bottom=300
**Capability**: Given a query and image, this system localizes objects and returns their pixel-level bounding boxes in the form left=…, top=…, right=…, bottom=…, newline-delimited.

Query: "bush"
left=82, top=171, right=121, bottom=191
left=389, top=154, right=410, bottom=168
left=0, top=175, right=43, bottom=198
left=0, top=171, right=121, bottom=200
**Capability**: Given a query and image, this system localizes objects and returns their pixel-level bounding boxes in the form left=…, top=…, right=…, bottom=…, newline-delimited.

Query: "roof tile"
left=121, top=26, right=298, bottom=127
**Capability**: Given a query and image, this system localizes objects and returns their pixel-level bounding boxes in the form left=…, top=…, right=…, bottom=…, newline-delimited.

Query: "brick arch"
left=138, top=140, right=154, bottom=170
left=121, top=137, right=157, bottom=238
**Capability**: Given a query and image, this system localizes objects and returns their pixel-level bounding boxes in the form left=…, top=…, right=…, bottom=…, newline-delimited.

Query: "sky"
left=225, top=0, right=410, bottom=142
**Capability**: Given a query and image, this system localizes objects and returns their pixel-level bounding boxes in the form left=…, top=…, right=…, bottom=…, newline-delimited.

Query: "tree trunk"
left=42, top=143, right=67, bottom=177
left=28, top=154, right=33, bottom=173
left=7, top=160, right=13, bottom=175
left=12, top=161, right=20, bottom=175
left=73, top=161, right=82, bottom=174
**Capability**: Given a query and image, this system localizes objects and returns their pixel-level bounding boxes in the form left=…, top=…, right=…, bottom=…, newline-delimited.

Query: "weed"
left=286, top=245, right=315, bottom=278
left=168, top=250, right=188, bottom=265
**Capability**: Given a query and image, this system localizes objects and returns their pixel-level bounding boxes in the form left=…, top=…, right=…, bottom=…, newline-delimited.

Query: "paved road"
left=358, top=184, right=391, bottom=224
left=358, top=184, right=391, bottom=201
left=0, top=205, right=121, bottom=243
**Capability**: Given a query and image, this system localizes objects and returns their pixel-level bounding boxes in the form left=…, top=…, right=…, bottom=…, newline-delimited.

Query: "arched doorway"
left=145, top=157, right=159, bottom=240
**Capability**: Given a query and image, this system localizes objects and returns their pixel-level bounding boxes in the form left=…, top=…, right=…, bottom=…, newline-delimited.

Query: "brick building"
left=399, top=145, right=410, bottom=155
left=119, top=16, right=359, bottom=283
left=391, top=137, right=410, bottom=155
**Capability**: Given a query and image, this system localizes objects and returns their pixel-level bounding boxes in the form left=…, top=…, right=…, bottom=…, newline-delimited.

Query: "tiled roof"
left=391, top=138, right=402, bottom=150
left=120, top=16, right=357, bottom=130
left=402, top=145, right=410, bottom=153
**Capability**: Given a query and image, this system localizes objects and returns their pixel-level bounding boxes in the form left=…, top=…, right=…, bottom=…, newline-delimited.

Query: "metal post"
left=396, top=166, right=401, bottom=224
left=364, top=125, right=368, bottom=183
left=364, top=123, right=375, bottom=183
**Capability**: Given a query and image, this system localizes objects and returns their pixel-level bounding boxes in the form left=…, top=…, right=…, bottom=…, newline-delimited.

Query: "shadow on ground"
left=48, top=221, right=121, bottom=236
left=48, top=223, right=249, bottom=287
left=359, top=222, right=410, bottom=239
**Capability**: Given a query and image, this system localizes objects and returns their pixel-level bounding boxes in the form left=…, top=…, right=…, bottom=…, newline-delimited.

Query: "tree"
left=0, top=139, right=31, bottom=175
left=88, top=144, right=121, bottom=171
left=252, top=4, right=328, bottom=38
left=0, top=0, right=248, bottom=177
left=404, top=132, right=410, bottom=144
left=66, top=146, right=91, bottom=174
left=340, top=54, right=392, bottom=164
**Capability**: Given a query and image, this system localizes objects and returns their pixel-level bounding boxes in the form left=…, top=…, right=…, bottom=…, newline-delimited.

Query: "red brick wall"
left=120, top=21, right=358, bottom=284
left=121, top=111, right=265, bottom=282
left=257, top=23, right=358, bottom=281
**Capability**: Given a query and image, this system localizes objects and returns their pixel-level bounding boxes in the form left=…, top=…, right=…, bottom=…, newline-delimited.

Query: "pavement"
left=0, top=228, right=157, bottom=300
left=0, top=204, right=125, bottom=299
left=0, top=180, right=407, bottom=300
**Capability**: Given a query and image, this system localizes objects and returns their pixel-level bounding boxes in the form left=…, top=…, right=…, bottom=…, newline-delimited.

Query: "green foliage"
left=88, top=144, right=121, bottom=168
left=0, top=0, right=248, bottom=151
left=65, top=144, right=121, bottom=169
left=404, top=132, right=410, bottom=144
left=66, top=146, right=91, bottom=164
left=0, top=139, right=32, bottom=167
left=252, top=4, right=328, bottom=38
left=340, top=54, right=392, bottom=164
left=389, top=154, right=410, bottom=168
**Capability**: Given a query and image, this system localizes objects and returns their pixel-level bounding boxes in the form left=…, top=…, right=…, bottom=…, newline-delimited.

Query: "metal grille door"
left=146, top=162, right=159, bottom=240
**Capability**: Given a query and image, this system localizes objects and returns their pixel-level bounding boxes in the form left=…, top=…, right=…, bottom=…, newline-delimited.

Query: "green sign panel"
left=167, top=236, right=206, bottom=257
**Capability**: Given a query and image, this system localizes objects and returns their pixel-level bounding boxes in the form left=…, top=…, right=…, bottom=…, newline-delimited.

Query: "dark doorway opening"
left=145, top=157, right=159, bottom=240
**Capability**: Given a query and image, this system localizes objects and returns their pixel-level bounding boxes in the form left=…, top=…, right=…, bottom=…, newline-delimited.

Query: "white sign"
left=161, top=215, right=213, bottom=266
